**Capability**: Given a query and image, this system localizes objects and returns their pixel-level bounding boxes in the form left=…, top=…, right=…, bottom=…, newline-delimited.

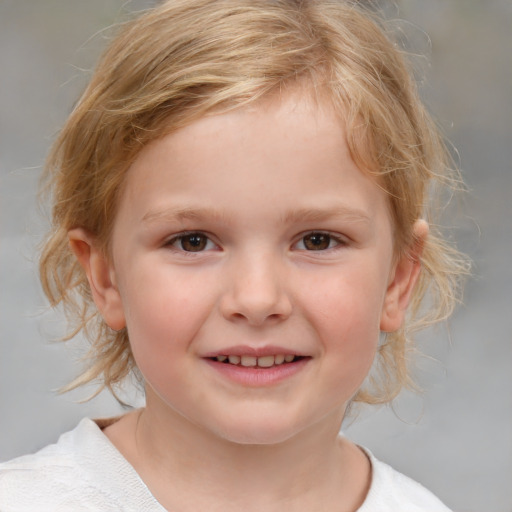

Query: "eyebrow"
left=281, top=206, right=372, bottom=226
left=142, top=204, right=371, bottom=226
left=142, top=206, right=232, bottom=224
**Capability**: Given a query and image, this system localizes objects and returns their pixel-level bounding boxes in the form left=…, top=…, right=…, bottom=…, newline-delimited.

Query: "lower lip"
left=203, top=358, right=310, bottom=387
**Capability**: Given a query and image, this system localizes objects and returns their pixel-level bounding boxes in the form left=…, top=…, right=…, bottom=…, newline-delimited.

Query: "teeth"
left=274, top=354, right=285, bottom=365
left=240, top=355, right=257, bottom=367
left=215, top=354, right=297, bottom=367
left=257, top=355, right=275, bottom=368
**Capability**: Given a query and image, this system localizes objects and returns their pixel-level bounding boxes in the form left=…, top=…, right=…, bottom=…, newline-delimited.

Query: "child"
left=0, top=1, right=466, bottom=510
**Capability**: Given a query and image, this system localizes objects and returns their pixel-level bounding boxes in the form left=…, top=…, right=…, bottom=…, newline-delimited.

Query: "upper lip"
left=202, top=345, right=309, bottom=358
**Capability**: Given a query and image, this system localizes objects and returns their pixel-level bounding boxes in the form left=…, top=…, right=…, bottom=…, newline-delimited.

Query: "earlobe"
left=380, top=220, right=429, bottom=333
left=68, top=228, right=126, bottom=331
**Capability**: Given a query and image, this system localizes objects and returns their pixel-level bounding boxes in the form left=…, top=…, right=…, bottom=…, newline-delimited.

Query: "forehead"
left=117, top=90, right=390, bottom=232
left=126, top=90, right=341, bottom=186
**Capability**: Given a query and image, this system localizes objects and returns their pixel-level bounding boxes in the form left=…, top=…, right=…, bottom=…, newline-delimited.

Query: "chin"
left=220, top=430, right=298, bottom=446
left=208, top=414, right=310, bottom=446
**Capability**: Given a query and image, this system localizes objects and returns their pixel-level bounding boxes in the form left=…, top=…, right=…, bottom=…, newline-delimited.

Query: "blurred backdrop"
left=1, top=1, right=511, bottom=511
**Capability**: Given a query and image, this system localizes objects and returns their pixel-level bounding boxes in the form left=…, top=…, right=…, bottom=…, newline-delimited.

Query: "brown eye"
left=179, top=233, right=209, bottom=252
left=302, top=233, right=332, bottom=250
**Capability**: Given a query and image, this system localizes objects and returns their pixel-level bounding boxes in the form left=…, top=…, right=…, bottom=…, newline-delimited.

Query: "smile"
left=205, top=353, right=310, bottom=386
left=212, top=354, right=302, bottom=368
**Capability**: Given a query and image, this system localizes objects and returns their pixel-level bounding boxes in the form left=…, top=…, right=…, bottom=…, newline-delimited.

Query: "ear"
left=380, top=220, right=429, bottom=333
left=68, top=228, right=126, bottom=331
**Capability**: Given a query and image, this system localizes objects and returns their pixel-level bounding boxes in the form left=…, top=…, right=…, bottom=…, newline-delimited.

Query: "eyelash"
left=165, top=231, right=218, bottom=253
left=165, top=231, right=347, bottom=253
left=294, top=232, right=347, bottom=251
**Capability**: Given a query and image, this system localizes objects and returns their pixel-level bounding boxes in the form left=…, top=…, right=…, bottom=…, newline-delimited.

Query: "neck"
left=105, top=397, right=370, bottom=512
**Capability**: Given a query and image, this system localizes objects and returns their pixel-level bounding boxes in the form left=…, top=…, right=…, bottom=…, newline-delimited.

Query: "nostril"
left=219, top=275, right=293, bottom=325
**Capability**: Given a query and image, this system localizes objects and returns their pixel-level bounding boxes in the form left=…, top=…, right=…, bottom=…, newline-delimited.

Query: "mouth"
left=203, top=350, right=310, bottom=386
left=208, top=354, right=306, bottom=368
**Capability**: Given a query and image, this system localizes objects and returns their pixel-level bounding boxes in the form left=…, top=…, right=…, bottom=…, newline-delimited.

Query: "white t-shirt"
left=0, top=418, right=451, bottom=511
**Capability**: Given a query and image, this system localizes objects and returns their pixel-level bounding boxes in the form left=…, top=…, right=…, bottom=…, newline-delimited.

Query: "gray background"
left=1, top=1, right=511, bottom=511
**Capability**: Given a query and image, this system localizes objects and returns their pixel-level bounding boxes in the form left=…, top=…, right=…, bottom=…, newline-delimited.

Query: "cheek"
left=298, top=265, right=386, bottom=383
left=322, top=302, right=380, bottom=400
left=117, top=263, right=218, bottom=368
left=301, top=264, right=386, bottom=336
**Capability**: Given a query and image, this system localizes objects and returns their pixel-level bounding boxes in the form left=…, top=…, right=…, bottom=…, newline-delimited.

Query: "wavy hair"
left=40, top=0, right=469, bottom=403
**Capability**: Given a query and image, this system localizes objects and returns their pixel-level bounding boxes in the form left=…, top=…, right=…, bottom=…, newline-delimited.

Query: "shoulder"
left=0, top=417, right=164, bottom=512
left=357, top=448, right=452, bottom=512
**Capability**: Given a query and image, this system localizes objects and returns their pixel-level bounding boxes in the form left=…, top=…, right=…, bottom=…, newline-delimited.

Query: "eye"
left=167, top=232, right=216, bottom=252
left=296, top=232, right=344, bottom=251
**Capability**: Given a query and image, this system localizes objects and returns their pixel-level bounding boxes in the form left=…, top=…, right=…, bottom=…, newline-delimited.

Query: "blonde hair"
left=40, top=0, right=468, bottom=403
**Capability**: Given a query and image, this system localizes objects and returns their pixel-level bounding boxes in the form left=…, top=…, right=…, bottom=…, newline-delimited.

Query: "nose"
left=220, top=252, right=292, bottom=326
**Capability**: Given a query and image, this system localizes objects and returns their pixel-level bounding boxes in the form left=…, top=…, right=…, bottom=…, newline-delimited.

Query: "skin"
left=70, top=90, right=427, bottom=512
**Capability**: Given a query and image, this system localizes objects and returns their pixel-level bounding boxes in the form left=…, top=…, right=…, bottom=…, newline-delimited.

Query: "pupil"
left=189, top=236, right=202, bottom=246
left=182, top=234, right=206, bottom=251
left=305, top=233, right=330, bottom=250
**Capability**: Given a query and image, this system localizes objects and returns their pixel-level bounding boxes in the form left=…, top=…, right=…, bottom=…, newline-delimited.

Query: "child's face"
left=81, top=91, right=419, bottom=444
